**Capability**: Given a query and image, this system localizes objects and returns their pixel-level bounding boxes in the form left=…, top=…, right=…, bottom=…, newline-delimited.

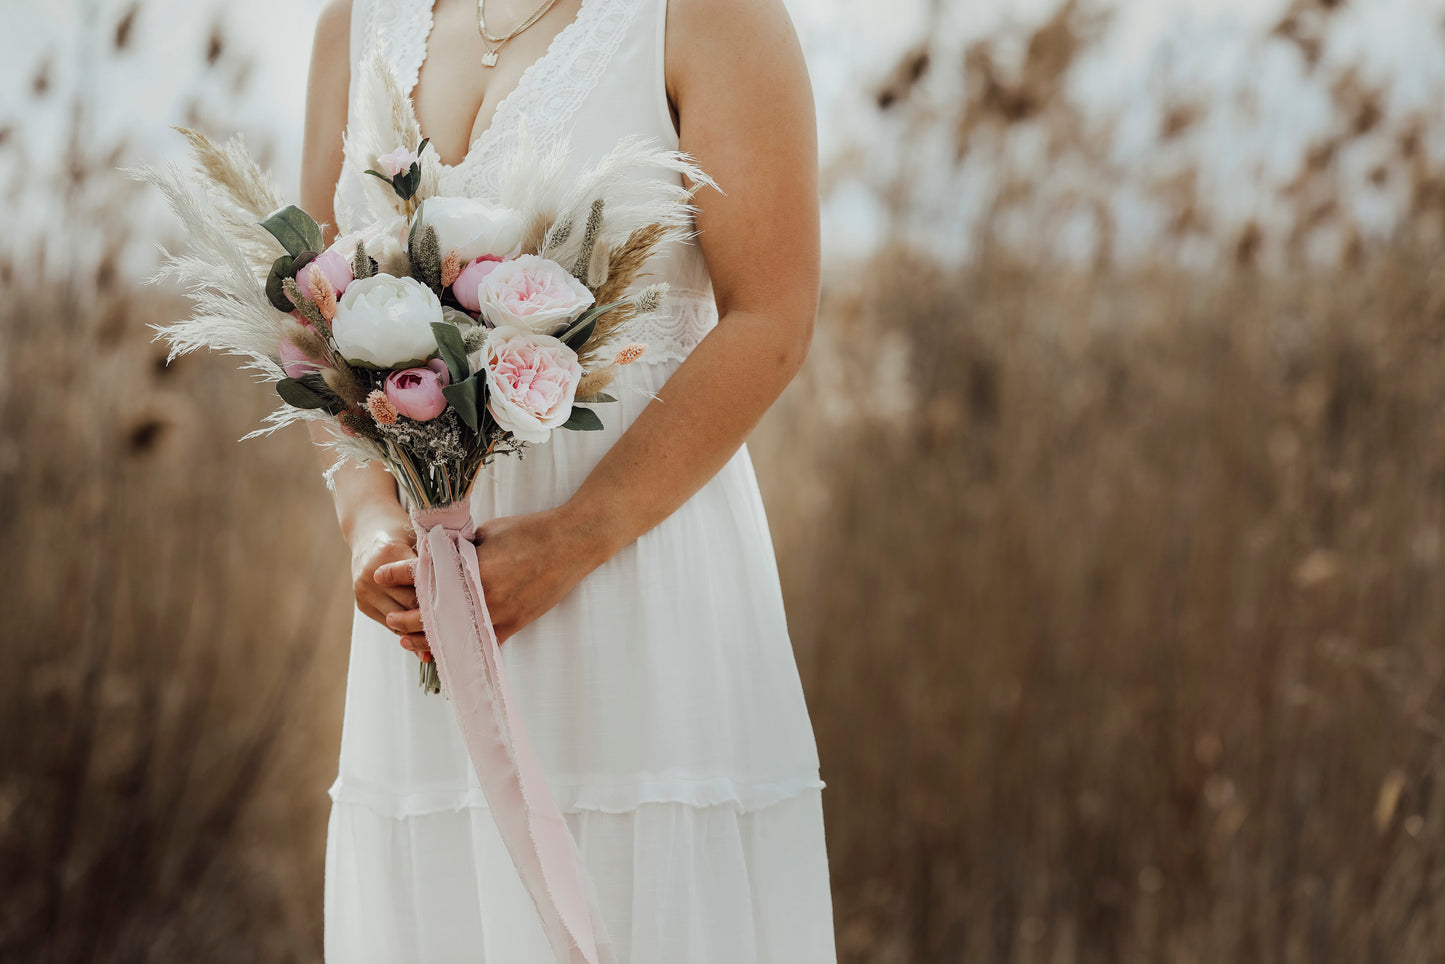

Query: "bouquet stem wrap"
left=412, top=502, right=612, bottom=964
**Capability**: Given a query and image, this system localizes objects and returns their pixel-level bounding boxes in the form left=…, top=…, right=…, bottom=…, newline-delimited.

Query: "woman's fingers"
left=386, top=608, right=424, bottom=635
left=372, top=560, right=418, bottom=610
left=358, top=588, right=407, bottom=628
left=388, top=610, right=431, bottom=661
left=381, top=584, right=417, bottom=611
left=375, top=558, right=417, bottom=589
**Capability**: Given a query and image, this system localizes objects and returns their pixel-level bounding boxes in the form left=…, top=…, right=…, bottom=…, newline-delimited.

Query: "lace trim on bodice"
left=629, top=288, right=717, bottom=365
left=362, top=0, right=431, bottom=94
left=359, top=0, right=649, bottom=200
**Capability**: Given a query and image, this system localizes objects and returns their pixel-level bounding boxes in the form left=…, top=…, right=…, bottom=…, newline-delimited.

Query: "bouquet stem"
left=419, top=657, right=442, bottom=694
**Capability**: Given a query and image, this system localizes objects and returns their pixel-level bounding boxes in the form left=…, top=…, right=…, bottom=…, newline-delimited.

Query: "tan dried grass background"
left=4, top=1, right=1445, bottom=961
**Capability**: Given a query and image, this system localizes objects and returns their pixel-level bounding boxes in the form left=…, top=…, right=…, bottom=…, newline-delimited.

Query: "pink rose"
left=384, top=358, right=451, bottom=422
left=278, top=333, right=320, bottom=379
left=377, top=146, right=418, bottom=178
left=476, top=254, right=595, bottom=334
left=291, top=248, right=354, bottom=303
left=452, top=255, right=505, bottom=314
left=482, top=326, right=582, bottom=443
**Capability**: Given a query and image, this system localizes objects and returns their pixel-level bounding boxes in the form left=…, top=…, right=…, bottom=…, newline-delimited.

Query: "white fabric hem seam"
left=327, top=774, right=827, bottom=819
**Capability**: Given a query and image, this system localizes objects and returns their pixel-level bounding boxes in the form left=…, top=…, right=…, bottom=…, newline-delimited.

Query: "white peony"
left=420, top=196, right=526, bottom=262
left=476, top=254, right=595, bottom=334
left=331, top=275, right=444, bottom=367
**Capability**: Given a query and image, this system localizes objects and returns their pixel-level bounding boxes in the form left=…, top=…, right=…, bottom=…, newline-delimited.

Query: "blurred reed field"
left=4, top=0, right=1445, bottom=962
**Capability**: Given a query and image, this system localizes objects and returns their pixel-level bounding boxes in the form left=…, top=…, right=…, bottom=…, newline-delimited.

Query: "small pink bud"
left=377, top=146, right=418, bottom=178
left=452, top=255, right=505, bottom=314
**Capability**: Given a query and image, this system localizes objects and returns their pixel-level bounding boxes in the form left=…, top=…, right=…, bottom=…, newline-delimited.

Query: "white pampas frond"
left=338, top=43, right=423, bottom=231
left=515, top=134, right=720, bottom=271
left=129, top=158, right=292, bottom=371
left=241, top=403, right=322, bottom=440
left=173, top=127, right=284, bottom=218
left=495, top=117, right=576, bottom=250
left=322, top=429, right=387, bottom=468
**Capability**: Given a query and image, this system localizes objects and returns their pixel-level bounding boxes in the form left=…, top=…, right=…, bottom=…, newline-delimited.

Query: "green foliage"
left=276, top=373, right=344, bottom=415
left=259, top=205, right=323, bottom=258
left=559, top=300, right=626, bottom=349
left=441, top=375, right=484, bottom=431
left=265, top=255, right=296, bottom=312
left=560, top=405, right=604, bottom=432
left=430, top=321, right=470, bottom=383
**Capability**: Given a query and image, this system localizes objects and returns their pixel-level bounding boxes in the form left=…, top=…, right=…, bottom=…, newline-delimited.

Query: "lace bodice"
left=343, top=0, right=717, bottom=364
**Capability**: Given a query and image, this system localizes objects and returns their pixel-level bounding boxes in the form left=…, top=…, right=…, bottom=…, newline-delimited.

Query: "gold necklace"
left=477, top=0, right=565, bottom=67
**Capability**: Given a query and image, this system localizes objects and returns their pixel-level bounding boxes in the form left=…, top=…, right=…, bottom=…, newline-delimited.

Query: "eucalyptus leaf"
left=559, top=300, right=626, bottom=347
left=574, top=392, right=617, bottom=405
left=431, top=321, right=469, bottom=382
left=560, top=313, right=597, bottom=349
left=260, top=205, right=324, bottom=258
left=442, top=375, right=484, bottom=431
left=265, top=255, right=296, bottom=312
left=276, top=376, right=331, bottom=411
left=561, top=405, right=604, bottom=432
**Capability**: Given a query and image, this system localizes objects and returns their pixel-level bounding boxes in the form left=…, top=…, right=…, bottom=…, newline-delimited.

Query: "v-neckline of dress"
left=413, top=0, right=595, bottom=171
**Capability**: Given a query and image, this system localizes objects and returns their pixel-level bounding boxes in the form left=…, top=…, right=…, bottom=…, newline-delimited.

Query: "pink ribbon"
left=412, top=501, right=613, bottom=964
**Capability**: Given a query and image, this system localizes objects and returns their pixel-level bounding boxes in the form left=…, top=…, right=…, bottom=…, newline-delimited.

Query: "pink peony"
left=475, top=254, right=594, bottom=334
left=384, top=358, right=451, bottom=422
left=278, top=333, right=320, bottom=379
left=482, top=326, right=582, bottom=444
left=377, top=146, right=418, bottom=178
left=452, top=255, right=505, bottom=314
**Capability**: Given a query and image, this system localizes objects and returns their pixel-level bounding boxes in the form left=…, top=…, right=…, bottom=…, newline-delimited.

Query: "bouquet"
left=136, top=49, right=712, bottom=964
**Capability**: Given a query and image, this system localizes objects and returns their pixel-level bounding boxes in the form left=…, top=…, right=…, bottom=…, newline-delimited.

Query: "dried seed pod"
left=576, top=365, right=617, bottom=399
left=323, top=364, right=369, bottom=405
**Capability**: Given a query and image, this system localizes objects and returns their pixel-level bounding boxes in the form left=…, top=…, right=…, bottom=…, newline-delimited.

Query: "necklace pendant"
left=481, top=47, right=499, bottom=67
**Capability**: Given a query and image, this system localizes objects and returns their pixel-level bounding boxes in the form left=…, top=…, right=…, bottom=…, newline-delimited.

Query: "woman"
left=299, top=0, right=833, bottom=959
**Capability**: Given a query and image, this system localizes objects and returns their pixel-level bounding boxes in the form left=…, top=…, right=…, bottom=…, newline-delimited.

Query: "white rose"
left=477, top=254, right=595, bottom=335
left=420, top=196, right=526, bottom=262
left=331, top=275, right=444, bottom=367
left=483, top=326, right=583, bottom=444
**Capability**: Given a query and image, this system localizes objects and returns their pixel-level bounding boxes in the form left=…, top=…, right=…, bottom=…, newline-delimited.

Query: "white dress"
left=322, top=1, right=837, bottom=962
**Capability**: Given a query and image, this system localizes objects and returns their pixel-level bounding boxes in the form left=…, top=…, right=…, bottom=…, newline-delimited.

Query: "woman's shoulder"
left=664, top=0, right=809, bottom=110
left=309, top=0, right=354, bottom=76
left=318, top=0, right=353, bottom=38
left=665, top=0, right=799, bottom=41
left=665, top=0, right=805, bottom=88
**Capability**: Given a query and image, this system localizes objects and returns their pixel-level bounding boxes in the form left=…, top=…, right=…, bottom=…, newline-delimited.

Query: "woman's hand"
left=375, top=503, right=615, bottom=656
left=348, top=504, right=420, bottom=630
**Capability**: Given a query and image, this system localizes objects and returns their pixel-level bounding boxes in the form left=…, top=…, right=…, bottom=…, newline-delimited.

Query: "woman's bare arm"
left=564, top=0, right=820, bottom=553
left=301, top=0, right=420, bottom=629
